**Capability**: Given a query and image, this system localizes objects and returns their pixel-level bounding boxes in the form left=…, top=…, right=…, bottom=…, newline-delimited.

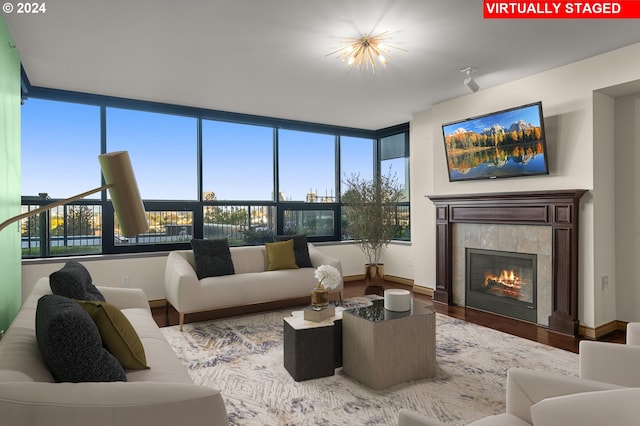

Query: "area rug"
left=161, top=297, right=578, bottom=425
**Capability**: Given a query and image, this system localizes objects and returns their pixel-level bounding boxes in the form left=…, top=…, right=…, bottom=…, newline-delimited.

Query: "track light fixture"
left=461, top=67, right=479, bottom=93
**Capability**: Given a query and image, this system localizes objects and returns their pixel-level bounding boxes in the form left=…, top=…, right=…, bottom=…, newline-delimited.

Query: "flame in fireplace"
left=484, top=269, right=522, bottom=298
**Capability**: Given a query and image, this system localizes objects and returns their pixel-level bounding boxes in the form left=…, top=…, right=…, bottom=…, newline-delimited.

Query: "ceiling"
left=6, top=0, right=640, bottom=130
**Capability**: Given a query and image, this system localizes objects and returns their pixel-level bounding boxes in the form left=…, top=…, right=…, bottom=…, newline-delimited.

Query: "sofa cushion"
left=191, top=238, right=235, bottom=279
left=35, top=294, right=126, bottom=382
left=276, top=235, right=312, bottom=268
left=75, top=300, right=149, bottom=370
left=49, top=261, right=105, bottom=302
left=265, top=239, right=299, bottom=271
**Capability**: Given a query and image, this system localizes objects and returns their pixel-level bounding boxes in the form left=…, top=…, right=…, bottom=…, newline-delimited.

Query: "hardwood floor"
left=152, top=279, right=625, bottom=354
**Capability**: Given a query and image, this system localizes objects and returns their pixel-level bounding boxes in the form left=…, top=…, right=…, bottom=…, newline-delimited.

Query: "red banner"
left=484, top=1, right=640, bottom=18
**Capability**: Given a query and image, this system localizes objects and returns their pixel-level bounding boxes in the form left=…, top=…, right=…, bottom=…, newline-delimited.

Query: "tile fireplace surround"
left=453, top=223, right=552, bottom=326
left=427, top=190, right=587, bottom=337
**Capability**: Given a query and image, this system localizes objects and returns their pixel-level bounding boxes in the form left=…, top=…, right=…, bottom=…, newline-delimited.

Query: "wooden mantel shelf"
left=426, top=189, right=587, bottom=336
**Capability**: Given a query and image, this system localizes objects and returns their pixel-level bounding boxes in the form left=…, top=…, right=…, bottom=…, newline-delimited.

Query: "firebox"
left=465, top=248, right=537, bottom=322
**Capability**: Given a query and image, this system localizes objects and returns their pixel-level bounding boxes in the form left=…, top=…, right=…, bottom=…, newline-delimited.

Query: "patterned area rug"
left=161, top=296, right=578, bottom=425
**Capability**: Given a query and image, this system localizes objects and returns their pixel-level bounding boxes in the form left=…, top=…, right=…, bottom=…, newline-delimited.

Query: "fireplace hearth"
left=466, top=248, right=537, bottom=322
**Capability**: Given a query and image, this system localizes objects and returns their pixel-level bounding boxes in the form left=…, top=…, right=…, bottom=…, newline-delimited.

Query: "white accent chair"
left=579, top=322, right=640, bottom=386
left=397, top=367, right=640, bottom=426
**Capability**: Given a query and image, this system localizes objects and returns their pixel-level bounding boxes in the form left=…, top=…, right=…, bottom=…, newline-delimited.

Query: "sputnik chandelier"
left=326, top=30, right=405, bottom=73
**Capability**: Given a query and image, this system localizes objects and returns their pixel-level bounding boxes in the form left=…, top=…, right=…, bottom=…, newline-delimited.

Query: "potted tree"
left=341, top=171, right=405, bottom=294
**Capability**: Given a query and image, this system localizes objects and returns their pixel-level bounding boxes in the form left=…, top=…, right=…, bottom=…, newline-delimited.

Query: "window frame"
left=20, top=86, right=410, bottom=258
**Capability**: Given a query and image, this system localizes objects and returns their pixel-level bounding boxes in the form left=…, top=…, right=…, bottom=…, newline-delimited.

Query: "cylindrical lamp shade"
left=98, top=151, right=149, bottom=237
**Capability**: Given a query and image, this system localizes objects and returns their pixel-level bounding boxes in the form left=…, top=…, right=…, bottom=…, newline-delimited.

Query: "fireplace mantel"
left=427, top=190, right=587, bottom=336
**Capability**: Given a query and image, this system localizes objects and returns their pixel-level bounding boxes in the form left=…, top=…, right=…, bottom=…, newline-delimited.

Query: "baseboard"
left=344, top=274, right=415, bottom=286
left=384, top=275, right=414, bottom=287
left=579, top=320, right=627, bottom=340
left=411, top=285, right=435, bottom=298
left=343, top=274, right=365, bottom=282
left=149, top=299, right=166, bottom=309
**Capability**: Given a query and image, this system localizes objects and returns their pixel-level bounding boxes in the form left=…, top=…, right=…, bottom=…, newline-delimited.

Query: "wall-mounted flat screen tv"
left=442, top=101, right=549, bottom=182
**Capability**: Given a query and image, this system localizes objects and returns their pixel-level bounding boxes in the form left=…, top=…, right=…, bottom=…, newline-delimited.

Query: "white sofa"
left=164, top=243, right=343, bottom=330
left=397, top=367, right=638, bottom=426
left=579, top=322, right=640, bottom=386
left=0, top=278, right=228, bottom=426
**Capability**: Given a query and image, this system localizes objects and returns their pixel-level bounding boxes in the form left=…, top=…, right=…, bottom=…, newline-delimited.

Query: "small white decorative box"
left=384, top=289, right=411, bottom=312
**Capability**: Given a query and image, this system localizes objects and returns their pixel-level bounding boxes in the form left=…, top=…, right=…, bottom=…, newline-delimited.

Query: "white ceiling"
left=6, top=0, right=640, bottom=130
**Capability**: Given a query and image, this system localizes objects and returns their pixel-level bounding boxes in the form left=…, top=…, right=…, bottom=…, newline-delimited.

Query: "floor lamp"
left=0, top=151, right=149, bottom=237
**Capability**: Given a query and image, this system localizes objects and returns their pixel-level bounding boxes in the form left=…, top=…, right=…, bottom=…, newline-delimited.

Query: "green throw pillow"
left=275, top=235, right=312, bottom=268
left=265, top=239, right=299, bottom=271
left=75, top=300, right=149, bottom=370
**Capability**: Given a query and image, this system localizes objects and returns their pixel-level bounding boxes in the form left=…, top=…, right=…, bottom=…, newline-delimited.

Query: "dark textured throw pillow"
left=49, top=261, right=105, bottom=302
left=35, top=295, right=126, bottom=383
left=276, top=235, right=312, bottom=268
left=76, top=300, right=149, bottom=370
left=191, top=239, right=235, bottom=279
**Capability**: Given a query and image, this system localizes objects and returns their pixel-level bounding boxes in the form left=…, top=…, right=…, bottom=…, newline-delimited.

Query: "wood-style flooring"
left=151, top=279, right=625, bottom=354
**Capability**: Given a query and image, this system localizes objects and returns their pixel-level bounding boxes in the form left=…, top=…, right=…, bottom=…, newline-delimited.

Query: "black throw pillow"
left=35, top=295, right=127, bottom=383
left=49, top=261, right=105, bottom=302
left=276, top=235, right=312, bottom=268
left=191, top=238, right=235, bottom=279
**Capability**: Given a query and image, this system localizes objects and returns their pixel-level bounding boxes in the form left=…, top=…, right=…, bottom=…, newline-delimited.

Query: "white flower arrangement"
left=314, top=265, right=342, bottom=290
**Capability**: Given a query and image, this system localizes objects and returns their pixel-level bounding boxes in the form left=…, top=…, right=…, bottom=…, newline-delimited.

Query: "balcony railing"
left=20, top=198, right=409, bottom=257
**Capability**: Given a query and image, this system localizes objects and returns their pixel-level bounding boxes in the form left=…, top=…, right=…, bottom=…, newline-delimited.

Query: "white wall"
left=410, top=42, right=640, bottom=329
left=22, top=254, right=169, bottom=302
left=409, top=109, right=437, bottom=288
left=615, top=94, right=640, bottom=322
left=21, top=243, right=413, bottom=303
left=592, top=91, right=616, bottom=327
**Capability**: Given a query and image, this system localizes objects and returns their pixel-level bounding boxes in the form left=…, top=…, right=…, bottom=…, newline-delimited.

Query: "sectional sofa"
left=0, top=276, right=228, bottom=426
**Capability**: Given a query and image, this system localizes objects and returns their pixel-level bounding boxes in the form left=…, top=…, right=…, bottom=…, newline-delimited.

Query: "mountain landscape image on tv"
left=442, top=102, right=549, bottom=182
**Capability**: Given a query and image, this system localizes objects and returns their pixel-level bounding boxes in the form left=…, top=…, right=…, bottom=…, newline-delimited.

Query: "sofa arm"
left=0, top=381, right=228, bottom=426
left=505, top=367, right=621, bottom=424
left=531, top=387, right=640, bottom=426
left=308, top=245, right=343, bottom=284
left=579, top=340, right=640, bottom=386
left=164, top=251, right=201, bottom=311
left=626, top=322, right=640, bottom=346
left=97, top=286, right=150, bottom=311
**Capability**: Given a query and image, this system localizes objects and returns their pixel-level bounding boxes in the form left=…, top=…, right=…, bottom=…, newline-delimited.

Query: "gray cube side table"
left=342, top=299, right=435, bottom=390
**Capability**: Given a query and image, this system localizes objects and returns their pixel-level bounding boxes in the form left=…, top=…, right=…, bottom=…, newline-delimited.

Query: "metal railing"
left=21, top=197, right=410, bottom=257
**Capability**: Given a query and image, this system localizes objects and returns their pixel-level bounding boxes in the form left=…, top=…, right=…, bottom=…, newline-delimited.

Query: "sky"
left=21, top=99, right=375, bottom=201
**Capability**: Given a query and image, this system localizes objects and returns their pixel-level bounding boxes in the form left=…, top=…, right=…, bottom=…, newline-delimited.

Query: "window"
left=106, top=108, right=198, bottom=200
left=380, top=132, right=410, bottom=240
left=340, top=136, right=374, bottom=194
left=278, top=130, right=336, bottom=202
left=22, top=99, right=100, bottom=198
left=20, top=89, right=410, bottom=258
left=202, top=121, right=274, bottom=201
left=115, top=209, right=194, bottom=246
left=204, top=204, right=276, bottom=246
left=380, top=133, right=409, bottom=201
left=21, top=99, right=102, bottom=257
left=282, top=209, right=335, bottom=237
